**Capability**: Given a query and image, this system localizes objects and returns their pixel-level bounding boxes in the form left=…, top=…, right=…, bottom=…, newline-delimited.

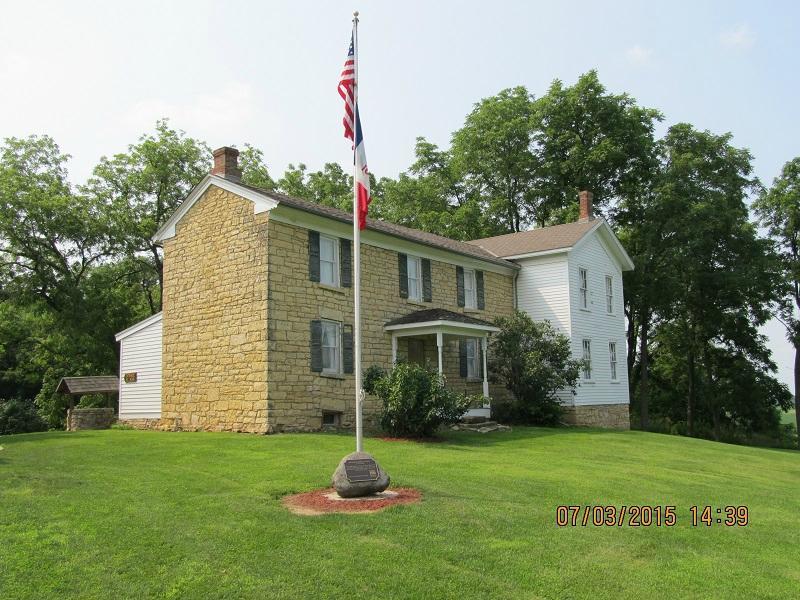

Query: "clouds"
left=719, top=24, right=756, bottom=50
left=626, top=45, right=653, bottom=66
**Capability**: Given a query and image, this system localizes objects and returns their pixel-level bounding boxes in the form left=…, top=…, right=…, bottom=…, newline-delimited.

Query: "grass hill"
left=1, top=428, right=798, bottom=599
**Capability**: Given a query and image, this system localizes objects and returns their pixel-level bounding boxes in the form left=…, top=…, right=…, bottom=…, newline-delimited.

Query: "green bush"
left=371, top=362, right=477, bottom=437
left=489, top=311, right=583, bottom=426
left=362, top=364, right=386, bottom=395
left=0, top=398, right=47, bottom=435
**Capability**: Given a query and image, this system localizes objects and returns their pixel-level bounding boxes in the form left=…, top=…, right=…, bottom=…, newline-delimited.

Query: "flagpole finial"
left=353, top=10, right=359, bottom=21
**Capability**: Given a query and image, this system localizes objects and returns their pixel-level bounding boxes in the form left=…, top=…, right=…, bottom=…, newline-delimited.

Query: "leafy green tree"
left=451, top=86, right=539, bottom=232
left=0, top=136, right=112, bottom=313
left=277, top=162, right=353, bottom=211
left=238, top=144, right=276, bottom=190
left=489, top=311, right=583, bottom=425
left=649, top=124, right=779, bottom=436
left=84, top=120, right=210, bottom=307
left=754, top=157, right=800, bottom=443
left=533, top=71, right=662, bottom=225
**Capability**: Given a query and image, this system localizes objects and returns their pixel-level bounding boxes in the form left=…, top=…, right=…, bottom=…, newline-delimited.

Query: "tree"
left=451, top=87, right=539, bottom=233
left=277, top=162, right=353, bottom=211
left=238, top=144, right=276, bottom=191
left=0, top=136, right=112, bottom=314
left=489, top=311, right=583, bottom=425
left=646, top=124, right=779, bottom=436
left=754, top=157, right=800, bottom=444
left=84, top=120, right=211, bottom=308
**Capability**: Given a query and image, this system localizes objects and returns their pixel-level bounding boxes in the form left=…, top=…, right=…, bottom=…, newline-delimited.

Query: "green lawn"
left=1, top=428, right=798, bottom=599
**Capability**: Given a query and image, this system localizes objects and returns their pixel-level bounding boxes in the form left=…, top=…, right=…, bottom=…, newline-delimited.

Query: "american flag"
left=338, top=31, right=371, bottom=229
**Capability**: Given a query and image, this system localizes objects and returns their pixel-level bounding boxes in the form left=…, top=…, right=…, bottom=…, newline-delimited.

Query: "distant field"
left=781, top=409, right=796, bottom=425
left=1, top=428, right=798, bottom=599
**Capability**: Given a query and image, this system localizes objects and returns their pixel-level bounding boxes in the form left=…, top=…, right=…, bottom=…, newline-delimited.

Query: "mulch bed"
left=282, top=487, right=422, bottom=516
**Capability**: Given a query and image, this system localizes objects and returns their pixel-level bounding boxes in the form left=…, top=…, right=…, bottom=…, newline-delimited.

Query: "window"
left=605, top=275, right=614, bottom=314
left=407, top=255, right=423, bottom=301
left=321, top=411, right=341, bottom=427
left=609, top=341, right=618, bottom=381
left=464, top=268, right=477, bottom=309
left=582, top=339, right=592, bottom=380
left=579, top=268, right=588, bottom=309
left=466, top=338, right=481, bottom=379
left=319, top=235, right=339, bottom=286
left=321, top=320, right=341, bottom=374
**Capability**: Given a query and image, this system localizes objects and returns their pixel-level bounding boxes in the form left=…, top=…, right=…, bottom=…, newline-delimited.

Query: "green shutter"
left=310, top=320, right=322, bottom=372
left=422, top=258, right=432, bottom=302
left=340, top=239, right=352, bottom=288
left=459, top=339, right=468, bottom=378
left=308, top=231, right=320, bottom=282
left=342, top=325, right=354, bottom=374
left=476, top=270, right=485, bottom=310
left=456, top=266, right=465, bottom=307
left=398, top=253, right=408, bottom=298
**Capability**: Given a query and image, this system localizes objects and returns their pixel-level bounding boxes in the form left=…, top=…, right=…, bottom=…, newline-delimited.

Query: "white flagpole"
left=352, top=11, right=363, bottom=453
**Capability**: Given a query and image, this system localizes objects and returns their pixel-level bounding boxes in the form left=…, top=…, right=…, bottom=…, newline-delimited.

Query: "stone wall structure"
left=67, top=408, right=116, bottom=431
left=561, top=403, right=631, bottom=429
left=161, top=187, right=269, bottom=433
left=265, top=219, right=516, bottom=432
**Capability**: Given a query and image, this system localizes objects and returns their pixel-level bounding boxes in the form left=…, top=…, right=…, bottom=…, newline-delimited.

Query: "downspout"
left=512, top=267, right=519, bottom=310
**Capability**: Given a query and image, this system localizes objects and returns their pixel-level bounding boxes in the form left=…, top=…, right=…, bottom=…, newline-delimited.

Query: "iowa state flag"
left=338, top=31, right=371, bottom=229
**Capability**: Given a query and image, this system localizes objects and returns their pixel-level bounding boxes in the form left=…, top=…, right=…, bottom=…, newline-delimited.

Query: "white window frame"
left=605, top=275, right=614, bottom=314
left=407, top=255, right=423, bottom=301
left=463, top=268, right=477, bottom=309
left=579, top=268, right=589, bottom=310
left=465, top=338, right=481, bottom=379
left=321, top=320, right=342, bottom=375
left=319, top=235, right=340, bottom=287
left=582, top=339, right=592, bottom=380
left=609, top=341, right=618, bottom=381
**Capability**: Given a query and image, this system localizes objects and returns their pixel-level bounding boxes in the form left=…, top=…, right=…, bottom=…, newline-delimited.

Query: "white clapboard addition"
left=567, top=233, right=630, bottom=407
left=115, top=312, right=163, bottom=419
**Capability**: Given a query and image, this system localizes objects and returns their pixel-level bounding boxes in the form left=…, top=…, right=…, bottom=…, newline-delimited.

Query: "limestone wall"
left=265, top=219, right=515, bottom=432
left=161, top=186, right=269, bottom=433
left=561, top=403, right=631, bottom=429
left=67, top=408, right=115, bottom=431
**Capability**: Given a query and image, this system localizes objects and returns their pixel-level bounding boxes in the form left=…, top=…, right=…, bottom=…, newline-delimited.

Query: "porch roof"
left=384, top=308, right=499, bottom=335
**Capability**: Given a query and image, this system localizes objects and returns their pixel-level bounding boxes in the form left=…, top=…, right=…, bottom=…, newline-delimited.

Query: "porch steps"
left=451, top=418, right=511, bottom=434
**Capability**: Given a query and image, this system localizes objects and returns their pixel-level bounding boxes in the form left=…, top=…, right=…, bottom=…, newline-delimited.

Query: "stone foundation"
left=67, top=408, right=116, bottom=431
left=118, top=418, right=164, bottom=430
left=562, top=403, right=630, bottom=429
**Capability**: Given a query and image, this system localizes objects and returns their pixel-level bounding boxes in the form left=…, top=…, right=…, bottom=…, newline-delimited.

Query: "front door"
left=407, top=338, right=425, bottom=366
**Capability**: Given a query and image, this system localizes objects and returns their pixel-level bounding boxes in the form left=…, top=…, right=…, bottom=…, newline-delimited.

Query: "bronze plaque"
left=344, top=458, right=379, bottom=482
left=124, top=372, right=138, bottom=383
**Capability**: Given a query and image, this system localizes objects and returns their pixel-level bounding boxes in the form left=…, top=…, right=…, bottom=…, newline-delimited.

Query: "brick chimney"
left=578, top=190, right=594, bottom=222
left=211, top=146, right=242, bottom=182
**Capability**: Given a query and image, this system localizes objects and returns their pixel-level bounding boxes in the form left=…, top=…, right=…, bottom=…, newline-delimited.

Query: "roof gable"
left=470, top=219, right=634, bottom=271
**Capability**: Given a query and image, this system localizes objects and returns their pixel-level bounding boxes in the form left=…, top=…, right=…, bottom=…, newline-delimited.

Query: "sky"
left=1, top=0, right=799, bottom=388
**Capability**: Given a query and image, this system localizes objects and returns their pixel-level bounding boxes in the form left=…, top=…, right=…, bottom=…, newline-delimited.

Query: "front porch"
left=384, top=309, right=500, bottom=419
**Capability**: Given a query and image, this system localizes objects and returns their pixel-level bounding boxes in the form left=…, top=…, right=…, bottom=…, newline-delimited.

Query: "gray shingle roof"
left=469, top=219, right=600, bottom=258
left=385, top=308, right=495, bottom=328
left=56, top=376, right=119, bottom=395
left=237, top=182, right=517, bottom=269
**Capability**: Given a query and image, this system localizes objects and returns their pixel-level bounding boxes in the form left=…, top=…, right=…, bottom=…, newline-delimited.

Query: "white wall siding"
left=568, top=234, right=630, bottom=406
left=119, top=317, right=162, bottom=419
left=515, top=254, right=572, bottom=335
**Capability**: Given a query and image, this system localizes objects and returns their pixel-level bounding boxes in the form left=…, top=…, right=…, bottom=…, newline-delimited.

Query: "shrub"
left=371, top=362, right=477, bottom=437
left=0, top=398, right=48, bottom=435
left=489, top=311, right=583, bottom=426
left=362, top=364, right=386, bottom=395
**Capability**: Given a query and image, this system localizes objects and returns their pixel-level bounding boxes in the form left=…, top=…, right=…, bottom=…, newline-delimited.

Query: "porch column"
left=481, top=334, right=489, bottom=398
left=436, top=332, right=444, bottom=375
left=391, top=334, right=398, bottom=364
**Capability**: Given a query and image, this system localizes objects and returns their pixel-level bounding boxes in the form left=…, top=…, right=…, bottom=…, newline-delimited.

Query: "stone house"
left=115, top=147, right=633, bottom=432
